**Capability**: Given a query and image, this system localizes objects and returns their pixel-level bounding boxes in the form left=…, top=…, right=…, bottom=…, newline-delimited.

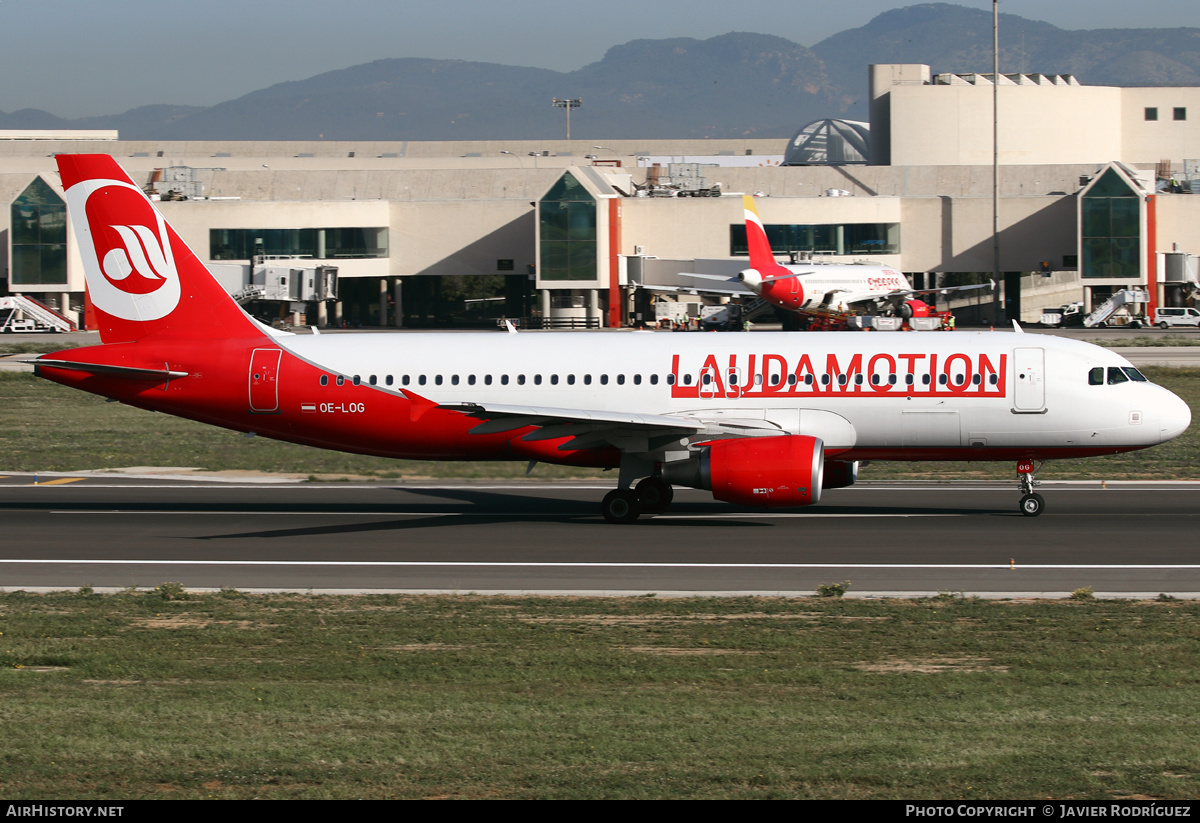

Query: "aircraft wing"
left=437, top=400, right=783, bottom=454
left=641, top=283, right=751, bottom=299
left=883, top=279, right=996, bottom=301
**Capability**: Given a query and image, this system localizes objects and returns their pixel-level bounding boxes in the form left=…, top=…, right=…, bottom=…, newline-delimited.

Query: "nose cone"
left=1159, top=388, right=1192, bottom=443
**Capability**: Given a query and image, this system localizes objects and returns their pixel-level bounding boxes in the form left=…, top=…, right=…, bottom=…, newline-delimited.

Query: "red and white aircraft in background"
left=678, top=196, right=992, bottom=326
left=34, top=156, right=1190, bottom=522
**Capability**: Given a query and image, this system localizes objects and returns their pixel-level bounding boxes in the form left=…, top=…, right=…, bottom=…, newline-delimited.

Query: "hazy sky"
left=1, top=0, right=1197, bottom=118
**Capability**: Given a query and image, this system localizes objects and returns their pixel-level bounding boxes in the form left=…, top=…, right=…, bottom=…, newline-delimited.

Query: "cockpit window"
left=1089, top=367, right=1104, bottom=386
left=1122, top=367, right=1148, bottom=382
left=1107, top=367, right=1129, bottom=385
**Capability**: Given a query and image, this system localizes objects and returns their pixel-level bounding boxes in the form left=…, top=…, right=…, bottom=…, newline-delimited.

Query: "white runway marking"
left=45, top=510, right=963, bottom=518
left=1, top=559, right=1199, bottom=570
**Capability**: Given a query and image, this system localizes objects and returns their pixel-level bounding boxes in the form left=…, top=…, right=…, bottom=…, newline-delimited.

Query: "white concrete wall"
left=1121, top=88, right=1200, bottom=167
left=889, top=83, right=1124, bottom=167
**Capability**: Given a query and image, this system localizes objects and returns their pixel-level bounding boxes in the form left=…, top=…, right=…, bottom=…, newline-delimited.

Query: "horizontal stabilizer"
left=32, top=359, right=189, bottom=381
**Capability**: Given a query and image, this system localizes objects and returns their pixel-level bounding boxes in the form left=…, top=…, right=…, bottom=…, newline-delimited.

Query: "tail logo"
left=64, top=179, right=181, bottom=322
left=102, top=224, right=170, bottom=293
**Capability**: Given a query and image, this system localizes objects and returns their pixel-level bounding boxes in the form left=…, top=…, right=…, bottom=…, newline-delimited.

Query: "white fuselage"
left=280, top=330, right=1189, bottom=461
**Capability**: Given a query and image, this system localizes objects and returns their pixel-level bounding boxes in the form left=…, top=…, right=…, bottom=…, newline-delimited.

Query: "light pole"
left=592, top=145, right=621, bottom=164
left=501, top=150, right=525, bottom=168
left=552, top=98, right=581, bottom=140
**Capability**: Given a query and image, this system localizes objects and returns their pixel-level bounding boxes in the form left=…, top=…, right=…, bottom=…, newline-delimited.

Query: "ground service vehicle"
left=1155, top=308, right=1200, bottom=329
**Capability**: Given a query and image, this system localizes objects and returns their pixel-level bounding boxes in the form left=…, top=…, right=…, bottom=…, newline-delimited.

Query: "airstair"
left=742, top=298, right=777, bottom=323
left=1082, top=289, right=1148, bottom=328
left=0, top=295, right=76, bottom=333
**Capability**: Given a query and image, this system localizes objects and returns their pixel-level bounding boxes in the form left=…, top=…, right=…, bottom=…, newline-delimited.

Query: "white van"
left=1154, top=307, right=1200, bottom=329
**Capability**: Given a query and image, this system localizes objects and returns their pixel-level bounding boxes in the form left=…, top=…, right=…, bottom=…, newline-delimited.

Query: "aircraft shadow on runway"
left=183, top=487, right=1001, bottom=541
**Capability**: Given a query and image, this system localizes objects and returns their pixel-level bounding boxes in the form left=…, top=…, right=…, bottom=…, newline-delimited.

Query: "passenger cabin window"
left=320, top=375, right=329, bottom=386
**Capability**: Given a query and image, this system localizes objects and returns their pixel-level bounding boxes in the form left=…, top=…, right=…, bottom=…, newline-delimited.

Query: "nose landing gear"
left=1017, top=458, right=1044, bottom=517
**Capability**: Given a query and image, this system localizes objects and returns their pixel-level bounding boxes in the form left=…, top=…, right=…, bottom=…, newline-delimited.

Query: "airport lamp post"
left=553, top=98, right=581, bottom=140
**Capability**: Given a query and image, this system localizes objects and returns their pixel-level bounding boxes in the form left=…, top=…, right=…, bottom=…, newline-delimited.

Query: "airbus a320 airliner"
left=675, top=196, right=992, bottom=324
left=33, top=155, right=1191, bottom=522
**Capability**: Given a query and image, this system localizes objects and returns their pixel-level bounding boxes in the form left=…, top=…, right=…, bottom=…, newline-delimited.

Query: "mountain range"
left=2, top=3, right=1197, bottom=141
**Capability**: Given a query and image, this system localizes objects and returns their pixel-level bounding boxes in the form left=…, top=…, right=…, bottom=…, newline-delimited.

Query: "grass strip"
left=0, top=591, right=1197, bottom=799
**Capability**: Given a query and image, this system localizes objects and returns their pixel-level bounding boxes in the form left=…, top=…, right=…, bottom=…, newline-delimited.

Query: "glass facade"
left=730, top=222, right=899, bottom=257
left=539, top=173, right=597, bottom=281
left=10, top=177, right=68, bottom=286
left=1081, top=168, right=1140, bottom=279
left=209, top=227, right=387, bottom=261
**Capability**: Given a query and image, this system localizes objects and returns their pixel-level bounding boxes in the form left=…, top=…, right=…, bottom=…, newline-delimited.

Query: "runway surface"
left=1, top=475, right=1197, bottom=597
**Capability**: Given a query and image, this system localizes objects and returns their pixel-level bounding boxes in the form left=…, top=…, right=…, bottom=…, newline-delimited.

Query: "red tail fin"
left=57, top=154, right=261, bottom=344
left=742, top=195, right=781, bottom=274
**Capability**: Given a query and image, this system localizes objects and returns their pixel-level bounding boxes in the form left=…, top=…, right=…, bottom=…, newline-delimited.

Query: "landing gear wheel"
left=1019, top=493, right=1045, bottom=517
left=602, top=489, right=642, bottom=524
left=635, top=477, right=674, bottom=514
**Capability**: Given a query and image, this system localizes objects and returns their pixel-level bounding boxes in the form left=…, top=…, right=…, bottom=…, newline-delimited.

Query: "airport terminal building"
left=3, top=64, right=1199, bottom=330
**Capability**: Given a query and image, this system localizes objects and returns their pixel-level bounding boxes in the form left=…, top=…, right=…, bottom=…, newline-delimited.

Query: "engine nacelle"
left=663, top=435, right=824, bottom=508
left=823, top=460, right=859, bottom=490
left=900, top=299, right=934, bottom=319
left=737, top=268, right=764, bottom=293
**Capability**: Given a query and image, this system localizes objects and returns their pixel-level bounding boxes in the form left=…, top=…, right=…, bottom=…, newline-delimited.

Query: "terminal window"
left=1175, top=108, right=1187, bottom=121
left=730, top=222, right=899, bottom=257
left=1145, top=108, right=1158, bottom=121
left=210, top=227, right=388, bottom=261
left=10, top=177, right=67, bottom=287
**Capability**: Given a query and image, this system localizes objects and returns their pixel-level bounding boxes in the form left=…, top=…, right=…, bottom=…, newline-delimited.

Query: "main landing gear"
left=601, top=458, right=675, bottom=524
left=1017, top=458, right=1044, bottom=517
